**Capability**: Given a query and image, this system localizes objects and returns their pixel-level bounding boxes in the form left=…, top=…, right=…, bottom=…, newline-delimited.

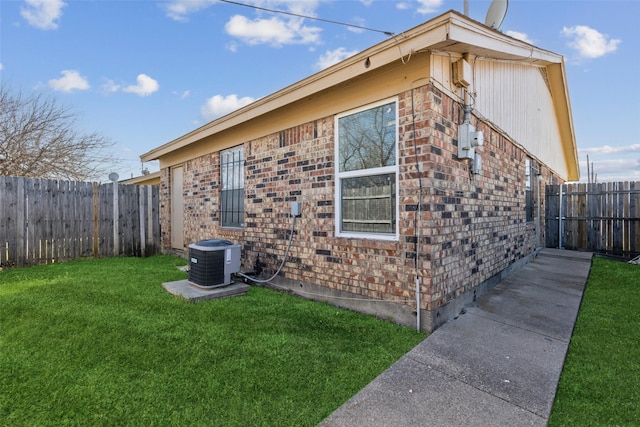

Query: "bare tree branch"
left=0, top=84, right=120, bottom=181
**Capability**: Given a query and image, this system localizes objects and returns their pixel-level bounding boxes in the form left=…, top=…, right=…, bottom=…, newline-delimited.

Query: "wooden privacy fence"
left=545, top=181, right=640, bottom=258
left=0, top=176, right=160, bottom=268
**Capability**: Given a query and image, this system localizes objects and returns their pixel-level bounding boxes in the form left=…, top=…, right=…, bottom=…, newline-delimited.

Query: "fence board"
left=632, top=182, right=639, bottom=253
left=8, top=177, right=17, bottom=266
left=99, top=183, right=112, bottom=256
left=1, top=177, right=19, bottom=267
left=0, top=176, right=160, bottom=267
left=545, top=181, right=640, bottom=258
left=0, top=177, right=5, bottom=266
left=544, top=184, right=559, bottom=248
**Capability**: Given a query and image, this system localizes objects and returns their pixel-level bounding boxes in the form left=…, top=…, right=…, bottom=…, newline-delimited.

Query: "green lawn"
left=0, top=256, right=425, bottom=426
left=549, top=256, right=640, bottom=426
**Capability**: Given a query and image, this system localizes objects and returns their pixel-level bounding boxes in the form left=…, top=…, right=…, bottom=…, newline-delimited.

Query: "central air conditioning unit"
left=188, top=239, right=241, bottom=288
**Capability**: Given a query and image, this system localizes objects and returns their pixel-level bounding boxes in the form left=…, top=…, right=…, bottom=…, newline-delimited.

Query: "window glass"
left=341, top=174, right=396, bottom=234
left=336, top=99, right=398, bottom=238
left=525, top=157, right=533, bottom=222
left=338, top=101, right=396, bottom=172
left=221, top=146, right=244, bottom=228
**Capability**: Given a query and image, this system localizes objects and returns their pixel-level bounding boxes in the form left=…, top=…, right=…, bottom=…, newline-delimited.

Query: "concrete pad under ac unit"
left=163, top=279, right=250, bottom=302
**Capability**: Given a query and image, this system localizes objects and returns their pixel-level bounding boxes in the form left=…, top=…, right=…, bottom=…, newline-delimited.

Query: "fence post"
left=15, top=178, right=26, bottom=265
left=92, top=183, right=99, bottom=257
left=558, top=184, right=563, bottom=250
left=113, top=180, right=119, bottom=256
left=139, top=186, right=146, bottom=257
left=147, top=187, right=154, bottom=253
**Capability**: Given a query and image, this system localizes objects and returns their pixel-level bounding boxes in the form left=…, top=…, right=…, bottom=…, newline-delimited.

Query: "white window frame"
left=334, top=97, right=399, bottom=241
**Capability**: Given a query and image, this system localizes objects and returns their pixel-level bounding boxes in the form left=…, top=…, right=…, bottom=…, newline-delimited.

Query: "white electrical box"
left=291, top=201, right=302, bottom=217
left=472, top=130, right=484, bottom=147
left=457, top=122, right=475, bottom=160
left=453, top=59, right=472, bottom=88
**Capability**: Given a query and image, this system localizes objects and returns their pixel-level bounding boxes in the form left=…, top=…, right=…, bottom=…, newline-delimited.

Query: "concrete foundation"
left=256, top=249, right=541, bottom=332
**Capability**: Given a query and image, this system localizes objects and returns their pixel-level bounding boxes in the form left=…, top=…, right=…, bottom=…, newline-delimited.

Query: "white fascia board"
left=140, top=11, right=563, bottom=163
left=140, top=16, right=455, bottom=162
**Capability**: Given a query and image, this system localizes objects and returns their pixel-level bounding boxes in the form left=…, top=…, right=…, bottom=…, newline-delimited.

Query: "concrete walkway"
left=321, top=248, right=593, bottom=427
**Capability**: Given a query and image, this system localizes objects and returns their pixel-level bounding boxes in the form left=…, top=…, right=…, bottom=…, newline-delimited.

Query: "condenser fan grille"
left=189, top=248, right=225, bottom=287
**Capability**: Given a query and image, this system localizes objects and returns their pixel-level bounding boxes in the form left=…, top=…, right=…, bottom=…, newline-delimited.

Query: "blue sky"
left=1, top=0, right=638, bottom=182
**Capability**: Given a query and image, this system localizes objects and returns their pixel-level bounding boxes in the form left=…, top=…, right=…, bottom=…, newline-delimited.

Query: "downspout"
left=536, top=175, right=541, bottom=248
left=463, top=93, right=472, bottom=124
left=462, top=53, right=472, bottom=125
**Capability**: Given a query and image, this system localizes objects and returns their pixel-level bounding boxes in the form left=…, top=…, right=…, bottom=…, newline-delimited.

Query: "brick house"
left=141, top=11, right=578, bottom=332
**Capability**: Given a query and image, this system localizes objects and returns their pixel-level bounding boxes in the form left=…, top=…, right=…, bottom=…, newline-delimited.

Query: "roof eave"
left=141, top=10, right=574, bottom=168
left=547, top=61, right=579, bottom=181
left=140, top=12, right=453, bottom=162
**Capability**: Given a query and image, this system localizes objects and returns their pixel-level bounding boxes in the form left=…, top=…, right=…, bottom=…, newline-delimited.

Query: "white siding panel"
left=430, top=53, right=458, bottom=95
left=430, top=54, right=567, bottom=178
left=473, top=60, right=566, bottom=177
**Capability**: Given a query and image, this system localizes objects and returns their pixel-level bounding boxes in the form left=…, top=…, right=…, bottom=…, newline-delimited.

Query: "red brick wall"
left=419, top=85, right=538, bottom=311
left=160, top=83, right=556, bottom=327
left=159, top=167, right=170, bottom=250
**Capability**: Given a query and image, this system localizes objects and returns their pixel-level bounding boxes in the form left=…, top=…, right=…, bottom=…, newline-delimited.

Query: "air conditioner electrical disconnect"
left=453, top=59, right=471, bottom=88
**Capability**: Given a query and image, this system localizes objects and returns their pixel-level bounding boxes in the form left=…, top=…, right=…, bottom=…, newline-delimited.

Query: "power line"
left=219, top=0, right=394, bottom=36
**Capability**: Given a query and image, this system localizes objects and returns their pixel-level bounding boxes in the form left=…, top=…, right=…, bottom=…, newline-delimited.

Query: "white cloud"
left=360, top=0, right=373, bottom=6
left=165, top=1, right=324, bottom=46
left=416, top=0, right=443, bottom=14
left=21, top=0, right=66, bottom=30
left=579, top=158, right=640, bottom=182
left=286, top=1, right=320, bottom=17
left=505, top=30, right=533, bottom=44
left=123, top=74, right=159, bottom=97
left=582, top=158, right=639, bottom=173
left=172, top=90, right=191, bottom=100
left=226, top=41, right=239, bottom=53
left=165, top=0, right=321, bottom=25
left=48, top=70, right=90, bottom=92
left=396, top=2, right=411, bottom=11
left=578, top=145, right=640, bottom=181
left=102, top=79, right=121, bottom=94
left=0, top=63, right=3, bottom=71
left=348, top=17, right=366, bottom=34
left=225, top=15, right=321, bottom=46
left=164, top=0, right=215, bottom=22
left=562, top=25, right=620, bottom=59
left=579, top=144, right=640, bottom=155
left=315, top=47, right=359, bottom=70
left=201, top=94, right=255, bottom=121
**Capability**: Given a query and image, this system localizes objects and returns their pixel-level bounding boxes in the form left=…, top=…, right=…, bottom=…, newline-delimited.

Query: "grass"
left=0, top=255, right=426, bottom=427
left=549, top=256, right=640, bottom=426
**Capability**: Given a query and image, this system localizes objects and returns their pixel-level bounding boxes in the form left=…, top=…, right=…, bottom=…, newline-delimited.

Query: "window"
left=335, top=99, right=398, bottom=239
left=221, top=146, right=244, bottom=228
left=525, top=157, right=533, bottom=222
